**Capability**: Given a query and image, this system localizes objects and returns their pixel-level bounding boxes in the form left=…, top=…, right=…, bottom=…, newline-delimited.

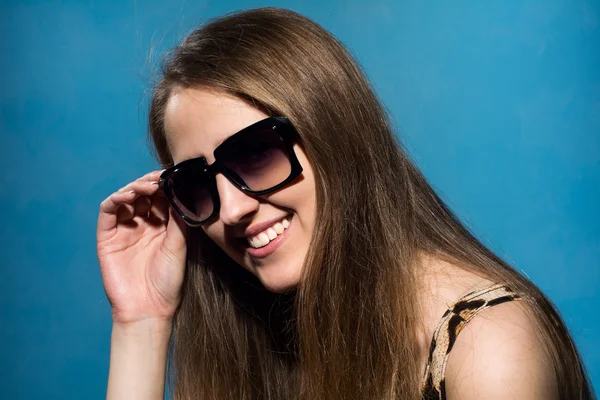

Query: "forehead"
left=163, top=88, right=268, bottom=164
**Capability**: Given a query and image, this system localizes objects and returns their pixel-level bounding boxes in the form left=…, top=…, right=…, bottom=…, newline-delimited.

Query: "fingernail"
left=149, top=181, right=158, bottom=185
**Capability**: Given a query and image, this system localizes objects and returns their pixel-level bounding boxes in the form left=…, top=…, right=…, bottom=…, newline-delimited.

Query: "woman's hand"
left=97, top=170, right=187, bottom=325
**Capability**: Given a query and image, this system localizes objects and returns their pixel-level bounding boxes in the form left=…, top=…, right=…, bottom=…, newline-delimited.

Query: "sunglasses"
left=158, top=116, right=303, bottom=226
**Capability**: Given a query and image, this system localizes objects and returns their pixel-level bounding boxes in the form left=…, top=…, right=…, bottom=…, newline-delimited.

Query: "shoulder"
left=444, top=299, right=559, bottom=400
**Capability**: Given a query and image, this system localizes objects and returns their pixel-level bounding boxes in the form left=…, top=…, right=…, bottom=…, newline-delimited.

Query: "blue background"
left=1, top=1, right=598, bottom=398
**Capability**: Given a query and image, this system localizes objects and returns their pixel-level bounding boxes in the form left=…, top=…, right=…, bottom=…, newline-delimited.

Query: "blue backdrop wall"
left=1, top=1, right=598, bottom=398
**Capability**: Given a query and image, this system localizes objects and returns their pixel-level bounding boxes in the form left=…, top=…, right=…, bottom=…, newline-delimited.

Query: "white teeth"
left=273, top=222, right=284, bottom=235
left=247, top=217, right=291, bottom=249
left=258, top=232, right=269, bottom=246
left=266, top=228, right=277, bottom=240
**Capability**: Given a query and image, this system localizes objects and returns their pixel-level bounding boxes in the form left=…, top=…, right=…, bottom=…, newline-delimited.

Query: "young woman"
left=97, top=7, right=595, bottom=400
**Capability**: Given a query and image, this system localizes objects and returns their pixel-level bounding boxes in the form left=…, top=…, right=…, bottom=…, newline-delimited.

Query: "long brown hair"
left=148, top=7, right=594, bottom=399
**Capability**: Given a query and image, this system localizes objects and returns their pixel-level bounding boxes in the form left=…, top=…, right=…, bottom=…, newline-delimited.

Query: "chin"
left=256, top=268, right=301, bottom=293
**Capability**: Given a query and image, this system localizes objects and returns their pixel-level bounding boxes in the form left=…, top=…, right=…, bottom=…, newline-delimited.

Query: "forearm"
left=106, top=318, right=173, bottom=400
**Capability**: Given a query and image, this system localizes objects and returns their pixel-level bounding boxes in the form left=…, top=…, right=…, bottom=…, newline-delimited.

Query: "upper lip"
left=239, top=215, right=290, bottom=238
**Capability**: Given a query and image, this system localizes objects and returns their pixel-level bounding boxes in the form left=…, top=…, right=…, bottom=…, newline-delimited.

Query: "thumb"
left=163, top=207, right=188, bottom=258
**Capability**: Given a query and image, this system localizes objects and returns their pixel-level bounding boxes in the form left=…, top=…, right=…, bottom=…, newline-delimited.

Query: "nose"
left=215, top=174, right=260, bottom=226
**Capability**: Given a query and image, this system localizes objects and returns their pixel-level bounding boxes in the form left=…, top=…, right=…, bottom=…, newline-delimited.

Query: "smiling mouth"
left=247, top=216, right=291, bottom=248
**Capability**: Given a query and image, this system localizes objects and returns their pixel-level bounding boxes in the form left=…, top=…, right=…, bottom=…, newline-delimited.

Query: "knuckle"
left=99, top=198, right=110, bottom=210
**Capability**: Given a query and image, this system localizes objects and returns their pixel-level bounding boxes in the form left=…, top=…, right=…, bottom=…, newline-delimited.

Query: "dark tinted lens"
left=220, top=127, right=292, bottom=191
left=168, top=169, right=214, bottom=222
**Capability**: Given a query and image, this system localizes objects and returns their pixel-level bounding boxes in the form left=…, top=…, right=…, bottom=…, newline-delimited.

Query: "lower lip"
left=245, top=217, right=292, bottom=259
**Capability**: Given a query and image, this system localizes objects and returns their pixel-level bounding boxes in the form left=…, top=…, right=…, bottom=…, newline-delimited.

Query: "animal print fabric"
left=421, top=284, right=522, bottom=400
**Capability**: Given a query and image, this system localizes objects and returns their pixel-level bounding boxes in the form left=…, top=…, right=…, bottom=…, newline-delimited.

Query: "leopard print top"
left=421, top=284, right=522, bottom=400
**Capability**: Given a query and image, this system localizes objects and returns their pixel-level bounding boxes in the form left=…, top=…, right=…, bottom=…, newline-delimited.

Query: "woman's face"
left=163, top=87, right=317, bottom=293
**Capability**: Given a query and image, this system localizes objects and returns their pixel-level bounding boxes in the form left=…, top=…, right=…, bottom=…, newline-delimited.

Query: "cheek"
left=292, top=146, right=317, bottom=214
left=293, top=144, right=311, bottom=171
left=265, top=167, right=316, bottom=214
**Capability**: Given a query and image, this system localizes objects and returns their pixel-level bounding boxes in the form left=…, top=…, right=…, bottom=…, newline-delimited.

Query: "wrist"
left=112, top=317, right=174, bottom=336
left=107, top=316, right=172, bottom=399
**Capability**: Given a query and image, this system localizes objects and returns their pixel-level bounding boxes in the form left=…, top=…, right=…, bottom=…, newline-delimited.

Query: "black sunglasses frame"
left=158, top=116, right=303, bottom=226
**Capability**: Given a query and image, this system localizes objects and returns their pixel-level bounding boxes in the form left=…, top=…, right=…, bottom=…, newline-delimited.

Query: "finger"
left=116, top=201, right=136, bottom=223
left=140, top=169, right=165, bottom=181
left=101, top=190, right=136, bottom=214
left=98, top=170, right=164, bottom=234
left=148, top=192, right=170, bottom=222
left=133, top=196, right=152, bottom=217
left=98, top=191, right=136, bottom=233
left=117, top=171, right=161, bottom=193
left=118, top=170, right=164, bottom=190
left=130, top=169, right=165, bottom=187
left=118, top=180, right=161, bottom=196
